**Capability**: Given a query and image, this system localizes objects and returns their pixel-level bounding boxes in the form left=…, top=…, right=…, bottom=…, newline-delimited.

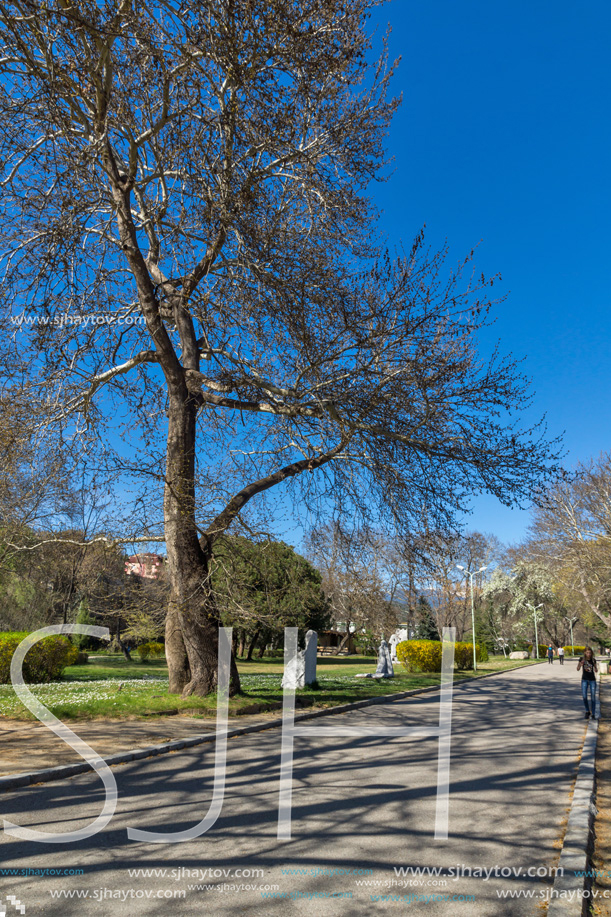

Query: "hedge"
left=137, top=641, right=165, bottom=661
left=528, top=644, right=586, bottom=657
left=528, top=644, right=554, bottom=658
left=0, top=632, right=79, bottom=684
left=396, top=639, right=487, bottom=673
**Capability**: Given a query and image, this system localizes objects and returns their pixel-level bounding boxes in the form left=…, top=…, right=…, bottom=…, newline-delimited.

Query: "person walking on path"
left=547, top=644, right=554, bottom=664
left=577, top=647, right=598, bottom=719
left=558, top=646, right=565, bottom=665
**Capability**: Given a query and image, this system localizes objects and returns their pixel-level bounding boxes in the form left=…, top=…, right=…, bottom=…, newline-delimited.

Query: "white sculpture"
left=303, top=629, right=318, bottom=685
left=375, top=638, right=394, bottom=678
left=355, top=636, right=396, bottom=679
left=282, top=629, right=318, bottom=689
left=389, top=628, right=408, bottom=664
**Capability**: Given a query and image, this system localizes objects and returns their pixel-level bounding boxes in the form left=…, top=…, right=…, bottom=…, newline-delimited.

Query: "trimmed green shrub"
left=0, top=632, right=79, bottom=683
left=137, top=641, right=165, bottom=662
left=74, top=651, right=89, bottom=665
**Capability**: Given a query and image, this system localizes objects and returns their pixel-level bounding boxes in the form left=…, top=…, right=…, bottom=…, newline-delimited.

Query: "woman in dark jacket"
left=577, top=647, right=598, bottom=719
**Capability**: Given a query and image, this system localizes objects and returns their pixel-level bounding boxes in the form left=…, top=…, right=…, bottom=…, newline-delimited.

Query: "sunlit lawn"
left=0, top=653, right=544, bottom=721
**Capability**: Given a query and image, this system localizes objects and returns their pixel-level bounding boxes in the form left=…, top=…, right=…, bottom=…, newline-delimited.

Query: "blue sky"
left=31, top=2, right=607, bottom=556
left=365, top=0, right=611, bottom=545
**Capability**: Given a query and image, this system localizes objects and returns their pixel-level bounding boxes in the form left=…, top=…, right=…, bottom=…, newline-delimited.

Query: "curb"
left=0, top=659, right=546, bottom=793
left=547, top=688, right=600, bottom=917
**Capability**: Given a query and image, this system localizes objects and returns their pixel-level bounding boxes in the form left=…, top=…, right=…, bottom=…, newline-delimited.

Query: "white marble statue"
left=282, top=629, right=318, bottom=689
left=374, top=638, right=394, bottom=678
left=389, top=629, right=408, bottom=664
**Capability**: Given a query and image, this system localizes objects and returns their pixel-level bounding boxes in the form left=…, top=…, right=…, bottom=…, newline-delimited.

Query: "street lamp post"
left=525, top=603, right=543, bottom=658
left=456, top=564, right=489, bottom=672
left=565, top=616, right=576, bottom=657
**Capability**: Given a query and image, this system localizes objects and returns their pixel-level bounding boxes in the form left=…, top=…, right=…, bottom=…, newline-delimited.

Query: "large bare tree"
left=0, top=0, right=560, bottom=696
left=526, top=454, right=611, bottom=632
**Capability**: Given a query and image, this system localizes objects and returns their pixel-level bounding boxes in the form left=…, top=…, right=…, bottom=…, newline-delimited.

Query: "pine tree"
left=413, top=597, right=440, bottom=641
left=73, top=600, right=96, bottom=650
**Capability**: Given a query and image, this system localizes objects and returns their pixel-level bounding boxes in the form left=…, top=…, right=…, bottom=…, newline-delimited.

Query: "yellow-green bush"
left=453, top=642, right=487, bottom=670
left=528, top=644, right=580, bottom=657
left=396, top=639, right=487, bottom=672
left=0, top=632, right=79, bottom=683
left=137, top=641, right=165, bottom=662
left=397, top=640, right=442, bottom=672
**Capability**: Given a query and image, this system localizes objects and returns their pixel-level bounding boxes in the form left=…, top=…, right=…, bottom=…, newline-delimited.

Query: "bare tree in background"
left=307, top=522, right=401, bottom=648
left=527, top=454, right=611, bottom=632
left=420, top=531, right=499, bottom=639
left=0, top=0, right=560, bottom=696
left=0, top=386, right=77, bottom=571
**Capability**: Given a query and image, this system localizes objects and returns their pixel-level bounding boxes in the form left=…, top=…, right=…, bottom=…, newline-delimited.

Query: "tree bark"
left=246, top=629, right=260, bottom=661
left=332, top=628, right=352, bottom=655
left=578, top=584, right=611, bottom=630
left=114, top=619, right=132, bottom=662
left=165, top=596, right=191, bottom=694
left=118, top=638, right=132, bottom=663
left=164, top=391, right=240, bottom=697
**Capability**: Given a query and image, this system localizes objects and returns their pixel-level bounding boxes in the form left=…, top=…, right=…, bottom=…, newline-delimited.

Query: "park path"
left=0, top=660, right=590, bottom=917
left=0, top=712, right=274, bottom=775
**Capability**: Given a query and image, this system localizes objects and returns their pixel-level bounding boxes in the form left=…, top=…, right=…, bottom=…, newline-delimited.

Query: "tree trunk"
left=165, top=597, right=191, bottom=694
left=114, top=619, right=132, bottom=662
left=164, top=391, right=240, bottom=697
left=246, top=629, right=260, bottom=661
left=118, top=638, right=132, bottom=662
left=257, top=628, right=271, bottom=658
left=238, top=631, right=246, bottom=658
left=332, top=627, right=352, bottom=655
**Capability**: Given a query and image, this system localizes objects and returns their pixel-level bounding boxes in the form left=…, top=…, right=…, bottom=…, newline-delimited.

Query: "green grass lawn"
left=0, top=653, right=544, bottom=721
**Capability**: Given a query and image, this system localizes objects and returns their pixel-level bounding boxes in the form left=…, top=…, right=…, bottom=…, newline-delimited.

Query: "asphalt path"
left=0, top=661, right=590, bottom=917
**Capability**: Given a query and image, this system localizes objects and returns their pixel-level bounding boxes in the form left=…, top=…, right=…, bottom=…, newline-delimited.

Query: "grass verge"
left=0, top=654, right=543, bottom=721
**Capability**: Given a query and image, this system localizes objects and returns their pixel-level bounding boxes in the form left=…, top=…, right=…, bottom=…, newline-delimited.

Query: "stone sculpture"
left=303, top=629, right=318, bottom=685
left=282, top=629, right=318, bottom=689
left=375, top=638, right=394, bottom=678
